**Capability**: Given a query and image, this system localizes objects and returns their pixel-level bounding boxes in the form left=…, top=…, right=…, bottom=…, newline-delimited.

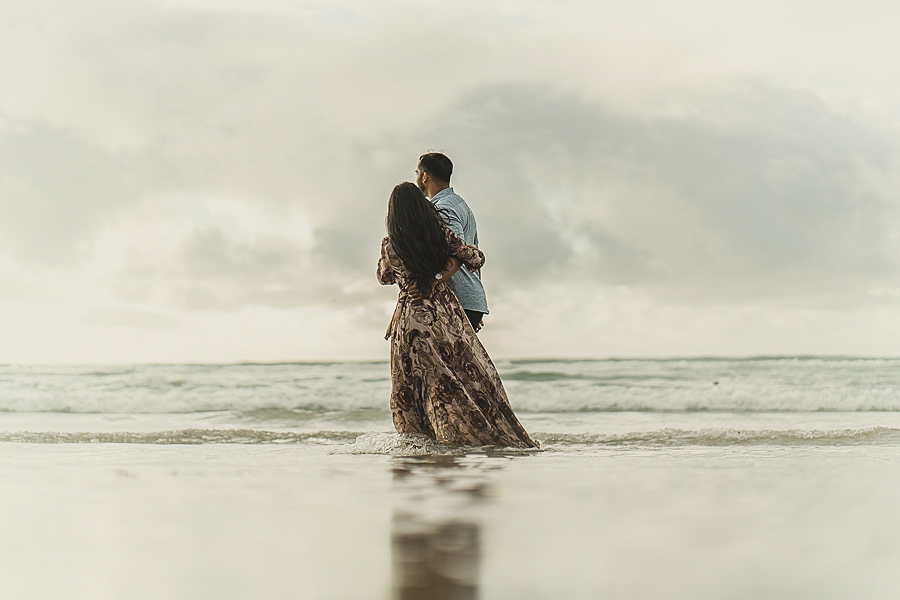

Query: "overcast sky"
left=3, top=0, right=900, bottom=362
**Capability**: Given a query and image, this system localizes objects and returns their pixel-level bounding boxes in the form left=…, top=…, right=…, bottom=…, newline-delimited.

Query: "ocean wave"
left=0, top=363, right=391, bottom=414
left=2, top=359, right=900, bottom=414
left=0, top=429, right=361, bottom=445
left=533, top=427, right=900, bottom=447
left=236, top=406, right=390, bottom=422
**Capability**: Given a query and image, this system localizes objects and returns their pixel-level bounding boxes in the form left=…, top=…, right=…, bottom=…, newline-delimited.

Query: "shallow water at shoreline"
left=2, top=443, right=900, bottom=599
left=2, top=359, right=900, bottom=598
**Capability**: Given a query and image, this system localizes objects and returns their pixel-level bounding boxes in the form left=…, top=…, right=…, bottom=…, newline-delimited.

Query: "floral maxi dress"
left=377, top=229, right=537, bottom=448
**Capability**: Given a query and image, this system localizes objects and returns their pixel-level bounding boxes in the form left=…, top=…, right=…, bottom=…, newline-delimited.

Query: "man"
left=415, top=152, right=488, bottom=332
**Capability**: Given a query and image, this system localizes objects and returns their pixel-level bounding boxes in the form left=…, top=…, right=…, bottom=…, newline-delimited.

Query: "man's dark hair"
left=418, top=152, right=453, bottom=183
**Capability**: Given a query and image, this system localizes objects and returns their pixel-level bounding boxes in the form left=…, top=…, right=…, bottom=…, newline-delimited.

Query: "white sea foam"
left=329, top=433, right=467, bottom=456
left=328, top=432, right=542, bottom=456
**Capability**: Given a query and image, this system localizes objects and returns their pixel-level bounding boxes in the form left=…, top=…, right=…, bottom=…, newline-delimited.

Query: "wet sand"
left=2, top=441, right=899, bottom=599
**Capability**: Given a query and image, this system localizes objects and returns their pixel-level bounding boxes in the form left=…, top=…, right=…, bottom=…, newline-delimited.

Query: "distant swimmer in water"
left=377, top=181, right=537, bottom=448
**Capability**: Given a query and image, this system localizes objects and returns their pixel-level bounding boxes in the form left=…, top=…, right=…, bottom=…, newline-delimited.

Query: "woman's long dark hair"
left=387, top=182, right=450, bottom=297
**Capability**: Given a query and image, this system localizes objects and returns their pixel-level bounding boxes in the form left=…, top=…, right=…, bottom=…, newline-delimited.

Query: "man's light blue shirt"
left=432, top=187, right=489, bottom=314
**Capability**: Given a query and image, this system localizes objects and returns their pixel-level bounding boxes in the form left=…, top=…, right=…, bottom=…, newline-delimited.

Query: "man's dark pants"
left=464, top=310, right=484, bottom=332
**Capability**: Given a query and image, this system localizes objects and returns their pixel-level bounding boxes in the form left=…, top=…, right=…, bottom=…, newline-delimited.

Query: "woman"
left=377, top=182, right=537, bottom=448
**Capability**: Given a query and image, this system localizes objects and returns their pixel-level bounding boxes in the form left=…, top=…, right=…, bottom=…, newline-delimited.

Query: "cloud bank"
left=2, top=0, right=900, bottom=362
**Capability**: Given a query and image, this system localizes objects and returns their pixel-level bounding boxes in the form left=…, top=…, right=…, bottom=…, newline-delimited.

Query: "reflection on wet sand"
left=392, top=516, right=479, bottom=600
left=390, top=456, right=497, bottom=600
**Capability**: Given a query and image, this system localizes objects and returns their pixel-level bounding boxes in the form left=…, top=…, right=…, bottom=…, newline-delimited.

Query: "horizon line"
left=1, top=354, right=898, bottom=367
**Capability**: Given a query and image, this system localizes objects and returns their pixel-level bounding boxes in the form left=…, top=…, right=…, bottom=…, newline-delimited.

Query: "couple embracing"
left=377, top=153, right=537, bottom=448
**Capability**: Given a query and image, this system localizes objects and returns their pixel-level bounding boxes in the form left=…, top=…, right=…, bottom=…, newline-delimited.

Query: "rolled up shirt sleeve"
left=439, top=206, right=465, bottom=240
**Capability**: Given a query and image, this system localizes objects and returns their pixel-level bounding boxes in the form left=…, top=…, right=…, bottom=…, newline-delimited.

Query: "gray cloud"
left=153, top=82, right=900, bottom=311
left=6, top=79, right=896, bottom=314
left=3, top=1, right=899, bottom=314
left=83, top=308, right=177, bottom=329
left=0, top=123, right=133, bottom=264
left=174, top=229, right=309, bottom=309
left=111, top=227, right=387, bottom=312
left=418, top=83, right=900, bottom=304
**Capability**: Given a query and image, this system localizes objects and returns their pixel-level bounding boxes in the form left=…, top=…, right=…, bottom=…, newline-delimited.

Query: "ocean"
left=2, top=358, right=899, bottom=599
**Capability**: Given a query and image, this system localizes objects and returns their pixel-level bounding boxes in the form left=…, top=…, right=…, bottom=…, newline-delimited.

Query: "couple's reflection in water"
left=390, top=455, right=501, bottom=600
